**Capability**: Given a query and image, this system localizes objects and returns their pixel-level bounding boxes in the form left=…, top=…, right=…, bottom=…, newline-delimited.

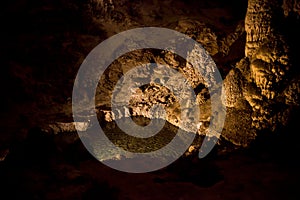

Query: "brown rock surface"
left=1, top=1, right=300, bottom=199
left=222, top=0, right=300, bottom=145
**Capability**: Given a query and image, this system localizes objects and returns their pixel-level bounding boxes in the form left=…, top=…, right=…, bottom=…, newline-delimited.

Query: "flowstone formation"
left=33, top=0, right=298, bottom=153
left=222, top=0, right=300, bottom=146
left=2, top=1, right=300, bottom=198
left=78, top=0, right=300, bottom=150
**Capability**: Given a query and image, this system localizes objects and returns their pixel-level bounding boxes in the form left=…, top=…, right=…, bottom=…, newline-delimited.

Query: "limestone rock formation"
left=223, top=68, right=244, bottom=108
left=4, top=0, right=299, bottom=157
left=222, top=0, right=300, bottom=145
left=175, top=20, right=219, bottom=56
left=2, top=1, right=300, bottom=198
left=245, top=0, right=278, bottom=58
left=95, top=49, right=213, bottom=134
left=87, top=0, right=299, bottom=147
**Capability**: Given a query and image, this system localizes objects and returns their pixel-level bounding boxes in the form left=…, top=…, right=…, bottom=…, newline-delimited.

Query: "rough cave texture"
left=1, top=0, right=300, bottom=199
left=222, top=0, right=300, bottom=145
left=2, top=0, right=298, bottom=150
left=88, top=0, right=300, bottom=147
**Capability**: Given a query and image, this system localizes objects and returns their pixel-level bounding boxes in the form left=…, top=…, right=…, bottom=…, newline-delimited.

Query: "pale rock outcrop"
left=46, top=121, right=90, bottom=134
left=93, top=41, right=218, bottom=134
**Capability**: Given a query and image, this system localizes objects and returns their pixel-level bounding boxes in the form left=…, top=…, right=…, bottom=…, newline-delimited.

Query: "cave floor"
left=1, top=132, right=299, bottom=200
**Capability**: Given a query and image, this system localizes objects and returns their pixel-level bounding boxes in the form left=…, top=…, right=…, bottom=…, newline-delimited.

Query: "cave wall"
left=1, top=0, right=299, bottom=150
left=222, top=0, right=300, bottom=145
left=87, top=0, right=300, bottom=147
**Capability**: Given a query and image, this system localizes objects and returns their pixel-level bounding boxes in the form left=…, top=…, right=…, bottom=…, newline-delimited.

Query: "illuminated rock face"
left=95, top=49, right=212, bottom=134
left=245, top=0, right=277, bottom=58
left=86, top=0, right=299, bottom=147
left=223, top=68, right=244, bottom=108
left=250, top=37, right=290, bottom=100
left=223, top=0, right=300, bottom=145
left=243, top=0, right=293, bottom=101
